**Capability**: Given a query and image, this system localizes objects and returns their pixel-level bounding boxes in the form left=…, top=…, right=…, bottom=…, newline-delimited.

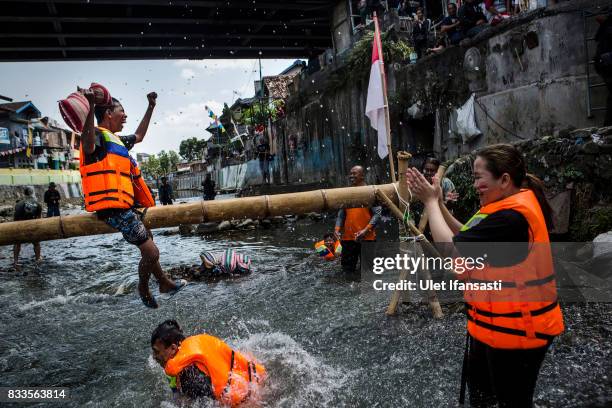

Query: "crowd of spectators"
left=355, top=1, right=567, bottom=61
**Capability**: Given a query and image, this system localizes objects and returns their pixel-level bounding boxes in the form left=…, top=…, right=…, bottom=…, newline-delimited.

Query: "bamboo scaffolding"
left=0, top=183, right=398, bottom=246
left=383, top=152, right=443, bottom=318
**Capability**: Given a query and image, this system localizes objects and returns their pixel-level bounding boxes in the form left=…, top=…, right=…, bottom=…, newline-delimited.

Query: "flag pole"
left=374, top=12, right=397, bottom=183
left=373, top=12, right=396, bottom=183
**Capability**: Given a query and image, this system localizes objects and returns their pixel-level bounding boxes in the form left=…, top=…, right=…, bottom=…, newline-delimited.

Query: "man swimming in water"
left=169, top=249, right=252, bottom=281
left=151, top=320, right=265, bottom=405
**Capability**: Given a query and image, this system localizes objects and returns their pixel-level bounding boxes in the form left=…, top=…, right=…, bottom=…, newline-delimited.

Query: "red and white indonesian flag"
left=365, top=17, right=388, bottom=159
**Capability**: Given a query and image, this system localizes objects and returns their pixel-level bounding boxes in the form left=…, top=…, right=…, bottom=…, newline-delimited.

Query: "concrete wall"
left=267, top=0, right=609, bottom=189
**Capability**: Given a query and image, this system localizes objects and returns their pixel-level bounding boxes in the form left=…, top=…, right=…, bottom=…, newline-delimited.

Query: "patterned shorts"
left=102, top=209, right=150, bottom=246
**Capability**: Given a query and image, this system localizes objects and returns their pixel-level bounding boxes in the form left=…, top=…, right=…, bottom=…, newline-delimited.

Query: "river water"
left=0, top=198, right=610, bottom=407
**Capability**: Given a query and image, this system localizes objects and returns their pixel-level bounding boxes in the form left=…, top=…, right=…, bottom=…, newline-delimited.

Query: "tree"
left=158, top=150, right=171, bottom=175
left=141, top=154, right=161, bottom=179
left=168, top=150, right=180, bottom=171
left=179, top=137, right=206, bottom=161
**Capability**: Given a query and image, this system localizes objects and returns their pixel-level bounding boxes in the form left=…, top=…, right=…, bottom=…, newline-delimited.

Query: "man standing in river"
left=79, top=88, right=186, bottom=308
left=334, top=165, right=381, bottom=275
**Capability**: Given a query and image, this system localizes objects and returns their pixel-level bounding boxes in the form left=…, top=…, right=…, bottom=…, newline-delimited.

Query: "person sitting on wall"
left=158, top=176, right=174, bottom=206
left=13, top=186, right=42, bottom=271
left=483, top=0, right=511, bottom=26
left=151, top=320, right=266, bottom=405
left=315, top=233, right=343, bottom=261
left=426, top=37, right=447, bottom=55
left=43, top=182, right=61, bottom=217
left=458, top=0, right=488, bottom=38
left=441, top=2, right=464, bottom=45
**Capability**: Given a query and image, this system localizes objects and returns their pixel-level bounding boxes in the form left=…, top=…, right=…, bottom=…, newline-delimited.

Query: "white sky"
left=0, top=58, right=298, bottom=155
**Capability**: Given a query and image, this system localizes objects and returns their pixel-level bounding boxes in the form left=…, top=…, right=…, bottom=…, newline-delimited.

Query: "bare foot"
left=159, top=278, right=178, bottom=294
left=138, top=283, right=158, bottom=308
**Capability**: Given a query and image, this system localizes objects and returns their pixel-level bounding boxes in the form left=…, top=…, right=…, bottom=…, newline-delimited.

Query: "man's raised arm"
left=80, top=89, right=97, bottom=155
left=134, top=92, right=157, bottom=144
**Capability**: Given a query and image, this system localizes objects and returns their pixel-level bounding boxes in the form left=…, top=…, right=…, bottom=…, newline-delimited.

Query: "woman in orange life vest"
left=406, top=144, right=564, bottom=408
left=80, top=89, right=186, bottom=309
left=151, top=320, right=266, bottom=406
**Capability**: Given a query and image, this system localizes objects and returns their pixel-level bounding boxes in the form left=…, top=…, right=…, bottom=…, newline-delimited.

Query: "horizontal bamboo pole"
left=0, top=183, right=398, bottom=246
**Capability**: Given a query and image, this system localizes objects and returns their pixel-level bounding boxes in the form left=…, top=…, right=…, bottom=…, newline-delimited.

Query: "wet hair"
left=151, top=320, right=185, bottom=347
left=476, top=144, right=554, bottom=231
left=323, top=233, right=335, bottom=240
left=94, top=97, right=121, bottom=124
left=423, top=157, right=441, bottom=169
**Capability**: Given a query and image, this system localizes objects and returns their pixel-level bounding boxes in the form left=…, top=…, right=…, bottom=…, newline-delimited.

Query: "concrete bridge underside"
left=0, top=0, right=335, bottom=61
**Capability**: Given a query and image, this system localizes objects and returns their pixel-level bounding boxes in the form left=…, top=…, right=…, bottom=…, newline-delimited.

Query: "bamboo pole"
left=417, top=164, right=447, bottom=232
left=384, top=152, right=443, bottom=318
left=0, top=184, right=398, bottom=246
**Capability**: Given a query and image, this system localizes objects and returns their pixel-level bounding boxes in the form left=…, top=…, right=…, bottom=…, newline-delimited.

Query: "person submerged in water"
left=314, top=233, right=342, bottom=261
left=151, top=320, right=266, bottom=405
left=169, top=249, right=252, bottom=281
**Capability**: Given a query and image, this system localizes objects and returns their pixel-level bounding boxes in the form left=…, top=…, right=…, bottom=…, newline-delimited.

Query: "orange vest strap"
left=466, top=313, right=555, bottom=341
left=466, top=300, right=559, bottom=319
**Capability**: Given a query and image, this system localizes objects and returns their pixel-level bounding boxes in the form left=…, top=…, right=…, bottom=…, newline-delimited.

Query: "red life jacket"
left=460, top=189, right=564, bottom=349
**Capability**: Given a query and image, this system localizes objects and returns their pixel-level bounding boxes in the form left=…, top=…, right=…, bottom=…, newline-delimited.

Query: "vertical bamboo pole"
left=417, top=164, right=447, bottom=232
left=386, top=152, right=443, bottom=318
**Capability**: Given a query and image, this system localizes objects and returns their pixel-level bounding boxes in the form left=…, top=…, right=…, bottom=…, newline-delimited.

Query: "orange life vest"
left=315, top=240, right=342, bottom=260
left=339, top=208, right=376, bottom=241
left=164, top=334, right=266, bottom=407
left=79, top=127, right=154, bottom=212
left=460, top=189, right=564, bottom=349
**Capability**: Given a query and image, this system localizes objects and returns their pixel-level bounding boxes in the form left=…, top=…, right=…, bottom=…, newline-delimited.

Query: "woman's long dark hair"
left=476, top=144, right=554, bottom=231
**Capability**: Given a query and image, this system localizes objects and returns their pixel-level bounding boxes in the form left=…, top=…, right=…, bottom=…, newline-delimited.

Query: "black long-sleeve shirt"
left=44, top=189, right=61, bottom=206
left=458, top=2, right=487, bottom=32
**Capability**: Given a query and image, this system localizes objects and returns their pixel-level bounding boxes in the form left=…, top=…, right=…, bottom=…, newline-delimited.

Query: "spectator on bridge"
left=459, top=0, right=488, bottom=38
left=412, top=7, right=432, bottom=58
left=44, top=182, right=61, bottom=217
left=367, top=0, right=385, bottom=20
left=201, top=173, right=216, bottom=201
left=13, top=186, right=42, bottom=271
left=357, top=0, right=368, bottom=27
left=256, top=137, right=270, bottom=184
left=441, top=3, right=464, bottom=45
left=158, top=177, right=173, bottom=206
left=483, top=0, right=511, bottom=26
left=426, top=37, right=447, bottom=55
